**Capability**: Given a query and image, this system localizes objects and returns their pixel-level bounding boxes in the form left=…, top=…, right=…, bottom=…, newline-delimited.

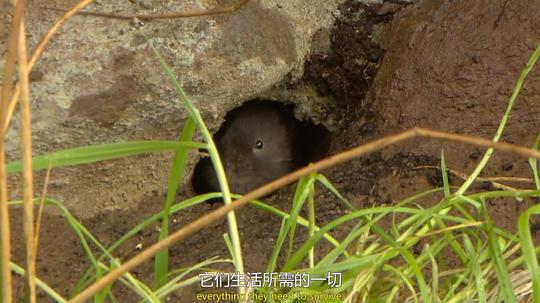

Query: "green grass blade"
left=247, top=199, right=344, bottom=252
left=155, top=257, right=231, bottom=299
left=288, top=175, right=314, bottom=261
left=282, top=207, right=419, bottom=271
left=483, top=203, right=516, bottom=302
left=7, top=140, right=204, bottom=173
left=440, top=149, right=450, bottom=198
left=223, top=233, right=236, bottom=265
left=431, top=216, right=468, bottom=264
left=267, top=217, right=289, bottom=273
left=94, top=264, right=110, bottom=303
left=147, top=37, right=245, bottom=287
left=10, top=262, right=66, bottom=303
left=463, top=234, right=487, bottom=303
left=316, top=223, right=363, bottom=269
left=384, top=265, right=418, bottom=303
left=456, top=42, right=540, bottom=195
left=528, top=132, right=540, bottom=192
left=426, top=244, right=439, bottom=303
left=308, top=177, right=316, bottom=268
left=305, top=254, right=381, bottom=276
left=95, top=261, right=115, bottom=303
left=267, top=176, right=312, bottom=272
left=93, top=259, right=159, bottom=302
left=155, top=117, right=197, bottom=288
left=370, top=224, right=430, bottom=303
left=518, top=203, right=540, bottom=303
left=316, top=174, right=355, bottom=210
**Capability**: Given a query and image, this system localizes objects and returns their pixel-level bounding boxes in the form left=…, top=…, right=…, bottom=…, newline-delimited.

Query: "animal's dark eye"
left=255, top=140, right=263, bottom=149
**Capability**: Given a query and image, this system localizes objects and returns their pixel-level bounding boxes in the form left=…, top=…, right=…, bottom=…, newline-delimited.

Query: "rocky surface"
left=1, top=0, right=341, bottom=217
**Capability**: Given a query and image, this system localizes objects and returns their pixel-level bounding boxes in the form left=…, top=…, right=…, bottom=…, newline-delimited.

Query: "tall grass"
left=62, top=40, right=540, bottom=302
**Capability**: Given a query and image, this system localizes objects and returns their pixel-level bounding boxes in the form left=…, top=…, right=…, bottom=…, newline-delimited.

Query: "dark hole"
left=191, top=99, right=331, bottom=203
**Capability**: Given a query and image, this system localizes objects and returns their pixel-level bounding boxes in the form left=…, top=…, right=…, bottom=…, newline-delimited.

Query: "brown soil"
left=7, top=0, right=540, bottom=302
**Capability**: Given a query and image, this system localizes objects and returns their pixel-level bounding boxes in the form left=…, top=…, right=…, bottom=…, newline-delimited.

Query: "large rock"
left=1, top=0, right=340, bottom=217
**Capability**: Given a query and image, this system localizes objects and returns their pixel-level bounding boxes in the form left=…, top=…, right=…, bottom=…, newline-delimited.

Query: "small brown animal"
left=192, top=100, right=331, bottom=200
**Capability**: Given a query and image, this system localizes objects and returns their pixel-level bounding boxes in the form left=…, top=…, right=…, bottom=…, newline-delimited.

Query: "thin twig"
left=415, top=166, right=533, bottom=191
left=417, top=166, right=534, bottom=184
left=0, top=128, right=13, bottom=303
left=45, top=0, right=250, bottom=20
left=68, top=127, right=540, bottom=303
left=17, top=21, right=37, bottom=303
left=411, top=221, right=484, bottom=239
left=3, top=0, right=97, bottom=133
left=33, top=165, right=53, bottom=264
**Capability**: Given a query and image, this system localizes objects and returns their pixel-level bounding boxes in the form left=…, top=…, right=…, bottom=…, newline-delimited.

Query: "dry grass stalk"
left=17, top=20, right=37, bottom=303
left=1, top=0, right=30, bottom=300
left=46, top=0, right=251, bottom=20
left=33, top=166, right=53, bottom=261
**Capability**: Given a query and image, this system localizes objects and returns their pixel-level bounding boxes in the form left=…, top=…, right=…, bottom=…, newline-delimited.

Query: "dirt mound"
left=374, top=0, right=540, bottom=161
left=369, top=0, right=540, bottom=231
